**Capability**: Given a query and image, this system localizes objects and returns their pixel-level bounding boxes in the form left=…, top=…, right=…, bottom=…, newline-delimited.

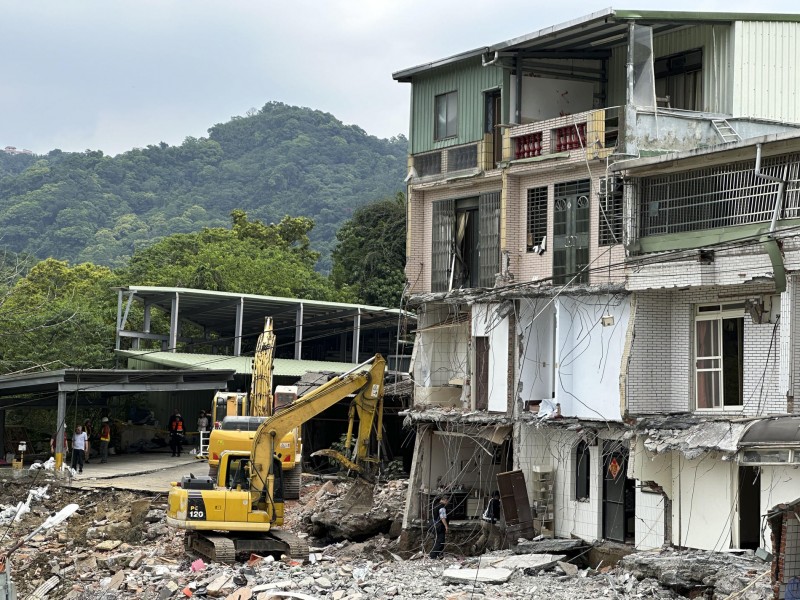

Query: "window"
left=575, top=441, right=590, bottom=500
left=599, top=177, right=623, bottom=246
left=447, top=145, right=477, bottom=171
left=655, top=48, right=703, bottom=111
left=435, top=91, right=458, bottom=140
left=527, top=186, right=548, bottom=252
left=553, top=179, right=591, bottom=285
left=695, top=303, right=744, bottom=409
left=414, top=152, right=442, bottom=177
left=430, top=192, right=501, bottom=291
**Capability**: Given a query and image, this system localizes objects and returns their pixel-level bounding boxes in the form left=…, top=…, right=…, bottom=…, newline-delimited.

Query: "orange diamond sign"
left=608, top=457, right=621, bottom=479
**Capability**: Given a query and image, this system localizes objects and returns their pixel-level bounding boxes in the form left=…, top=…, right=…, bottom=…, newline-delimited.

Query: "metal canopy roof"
left=393, top=8, right=800, bottom=81
left=740, top=416, right=800, bottom=446
left=117, top=350, right=358, bottom=378
left=0, top=368, right=235, bottom=408
left=116, top=286, right=411, bottom=353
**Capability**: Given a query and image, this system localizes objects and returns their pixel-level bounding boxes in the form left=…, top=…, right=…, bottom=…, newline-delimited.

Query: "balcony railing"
left=638, top=153, right=800, bottom=238
left=510, top=108, right=619, bottom=163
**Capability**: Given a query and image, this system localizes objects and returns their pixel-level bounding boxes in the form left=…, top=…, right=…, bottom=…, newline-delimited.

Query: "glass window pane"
left=696, top=370, right=719, bottom=409
left=696, top=320, right=719, bottom=358
left=435, top=95, right=446, bottom=139
left=695, top=359, right=720, bottom=370
left=447, top=93, right=458, bottom=137
left=721, top=317, right=743, bottom=407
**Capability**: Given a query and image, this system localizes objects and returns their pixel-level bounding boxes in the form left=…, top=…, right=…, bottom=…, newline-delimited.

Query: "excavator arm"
left=248, top=354, right=386, bottom=495
left=250, top=317, right=276, bottom=417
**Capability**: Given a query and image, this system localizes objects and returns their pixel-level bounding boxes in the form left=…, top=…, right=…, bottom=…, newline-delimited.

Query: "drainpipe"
left=755, top=143, right=789, bottom=293
left=482, top=50, right=499, bottom=67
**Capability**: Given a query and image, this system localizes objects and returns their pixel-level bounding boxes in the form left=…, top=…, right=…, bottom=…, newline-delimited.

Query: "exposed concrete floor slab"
left=442, top=567, right=513, bottom=584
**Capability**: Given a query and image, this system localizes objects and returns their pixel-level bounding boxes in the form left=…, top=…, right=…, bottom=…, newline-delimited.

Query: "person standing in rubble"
left=474, top=490, right=502, bottom=553
left=99, top=417, right=111, bottom=463
left=70, top=425, right=87, bottom=474
left=429, top=495, right=449, bottom=559
left=168, top=409, right=185, bottom=457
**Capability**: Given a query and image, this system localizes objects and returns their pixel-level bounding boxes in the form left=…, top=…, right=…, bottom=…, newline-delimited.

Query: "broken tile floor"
left=0, top=467, right=772, bottom=600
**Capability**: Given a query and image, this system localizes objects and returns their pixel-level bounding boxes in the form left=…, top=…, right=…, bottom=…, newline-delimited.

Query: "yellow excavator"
left=167, top=354, right=386, bottom=562
left=206, top=318, right=304, bottom=499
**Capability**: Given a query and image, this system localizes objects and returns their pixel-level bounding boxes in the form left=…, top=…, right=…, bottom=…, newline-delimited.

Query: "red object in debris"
left=182, top=587, right=193, bottom=597
left=190, top=558, right=206, bottom=572
left=247, top=553, right=264, bottom=567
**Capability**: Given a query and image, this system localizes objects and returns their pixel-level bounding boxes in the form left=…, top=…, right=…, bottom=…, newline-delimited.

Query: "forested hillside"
left=0, top=102, right=407, bottom=271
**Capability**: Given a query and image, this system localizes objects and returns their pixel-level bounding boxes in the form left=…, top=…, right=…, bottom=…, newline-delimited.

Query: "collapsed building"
left=392, top=7, right=800, bottom=557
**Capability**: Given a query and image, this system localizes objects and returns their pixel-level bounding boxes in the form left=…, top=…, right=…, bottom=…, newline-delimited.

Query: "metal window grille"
left=478, top=191, right=501, bottom=288
left=639, top=153, right=800, bottom=238
left=599, top=177, right=623, bottom=246
left=526, top=187, right=548, bottom=251
left=414, top=152, right=442, bottom=177
left=447, top=144, right=478, bottom=172
left=431, top=199, right=455, bottom=292
left=553, top=179, right=591, bottom=285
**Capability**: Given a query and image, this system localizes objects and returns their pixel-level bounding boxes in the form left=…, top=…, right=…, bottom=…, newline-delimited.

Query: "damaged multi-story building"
left=392, top=8, right=800, bottom=554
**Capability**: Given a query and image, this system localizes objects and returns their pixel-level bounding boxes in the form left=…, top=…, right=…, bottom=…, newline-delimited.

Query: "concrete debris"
left=512, top=537, right=587, bottom=555
left=442, top=567, right=513, bottom=584
left=296, top=479, right=407, bottom=541
left=619, top=547, right=772, bottom=599
left=0, top=477, right=767, bottom=600
left=633, top=415, right=748, bottom=459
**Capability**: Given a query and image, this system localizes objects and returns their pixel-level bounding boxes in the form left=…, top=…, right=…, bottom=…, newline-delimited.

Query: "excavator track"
left=185, top=532, right=236, bottom=564
left=268, top=529, right=310, bottom=559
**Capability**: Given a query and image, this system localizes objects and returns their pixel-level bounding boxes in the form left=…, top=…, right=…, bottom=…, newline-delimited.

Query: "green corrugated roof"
left=116, top=350, right=359, bottom=377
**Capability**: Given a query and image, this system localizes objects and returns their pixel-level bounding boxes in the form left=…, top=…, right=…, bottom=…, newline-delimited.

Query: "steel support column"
left=115, top=289, right=123, bottom=350
left=234, top=297, right=244, bottom=357
left=352, top=308, right=362, bottom=363
left=169, top=292, right=180, bottom=352
left=55, top=389, right=67, bottom=470
left=295, top=303, right=304, bottom=360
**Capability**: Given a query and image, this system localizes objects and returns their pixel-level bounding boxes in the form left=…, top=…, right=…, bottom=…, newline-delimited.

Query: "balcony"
left=508, top=108, right=619, bottom=164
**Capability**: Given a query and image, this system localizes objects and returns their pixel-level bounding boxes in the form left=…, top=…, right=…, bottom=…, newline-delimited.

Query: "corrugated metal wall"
left=410, top=58, right=504, bottom=155
left=607, top=24, right=733, bottom=114
left=734, top=21, right=800, bottom=122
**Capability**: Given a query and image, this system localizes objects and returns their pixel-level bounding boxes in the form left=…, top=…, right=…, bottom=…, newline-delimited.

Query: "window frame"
left=574, top=440, right=591, bottom=501
left=694, top=303, right=745, bottom=411
left=434, top=91, right=458, bottom=141
left=526, top=186, right=548, bottom=253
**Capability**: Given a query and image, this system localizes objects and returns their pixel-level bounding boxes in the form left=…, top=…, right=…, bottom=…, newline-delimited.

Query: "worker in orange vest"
left=99, top=417, right=111, bottom=463
left=168, top=409, right=185, bottom=457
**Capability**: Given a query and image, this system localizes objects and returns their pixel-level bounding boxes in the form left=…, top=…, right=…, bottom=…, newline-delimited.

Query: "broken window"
left=695, top=304, right=744, bottom=409
left=655, top=48, right=703, bottom=111
left=526, top=186, right=548, bottom=252
left=435, top=91, right=458, bottom=140
left=575, top=441, right=590, bottom=501
left=430, top=192, right=501, bottom=291
left=553, top=179, right=590, bottom=285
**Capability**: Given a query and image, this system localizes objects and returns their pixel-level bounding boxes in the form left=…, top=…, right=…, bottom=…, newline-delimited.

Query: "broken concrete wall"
left=472, top=303, right=509, bottom=412
left=403, top=423, right=510, bottom=528
left=516, top=423, right=628, bottom=544
left=517, top=294, right=629, bottom=421
left=412, top=303, right=469, bottom=408
left=629, top=437, right=671, bottom=550
left=674, top=453, right=735, bottom=550
left=761, top=465, right=800, bottom=553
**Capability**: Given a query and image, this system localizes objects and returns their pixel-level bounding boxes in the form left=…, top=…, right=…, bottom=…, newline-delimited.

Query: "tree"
left=331, top=193, right=407, bottom=307
left=123, top=211, right=348, bottom=302
left=0, top=258, right=121, bottom=374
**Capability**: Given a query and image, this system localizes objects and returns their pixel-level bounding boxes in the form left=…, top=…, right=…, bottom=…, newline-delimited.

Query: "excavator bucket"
left=338, top=477, right=375, bottom=514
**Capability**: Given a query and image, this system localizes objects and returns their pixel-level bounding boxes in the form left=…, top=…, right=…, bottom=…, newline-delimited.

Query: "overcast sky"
left=2, top=1, right=798, bottom=155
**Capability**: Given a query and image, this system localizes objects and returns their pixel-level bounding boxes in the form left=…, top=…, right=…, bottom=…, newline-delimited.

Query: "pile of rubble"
left=0, top=477, right=774, bottom=600
left=293, top=478, right=408, bottom=541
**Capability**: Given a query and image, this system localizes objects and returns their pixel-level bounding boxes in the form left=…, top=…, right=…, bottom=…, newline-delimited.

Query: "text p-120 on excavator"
left=166, top=354, right=386, bottom=563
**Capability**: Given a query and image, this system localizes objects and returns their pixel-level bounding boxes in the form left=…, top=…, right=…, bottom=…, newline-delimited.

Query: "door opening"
left=602, top=441, right=635, bottom=543
left=738, top=466, right=761, bottom=550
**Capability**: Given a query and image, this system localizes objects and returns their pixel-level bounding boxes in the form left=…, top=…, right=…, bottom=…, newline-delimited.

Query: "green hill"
left=0, top=102, right=407, bottom=272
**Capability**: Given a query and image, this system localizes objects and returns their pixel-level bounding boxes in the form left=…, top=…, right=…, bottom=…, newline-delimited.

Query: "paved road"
left=68, top=451, right=208, bottom=493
